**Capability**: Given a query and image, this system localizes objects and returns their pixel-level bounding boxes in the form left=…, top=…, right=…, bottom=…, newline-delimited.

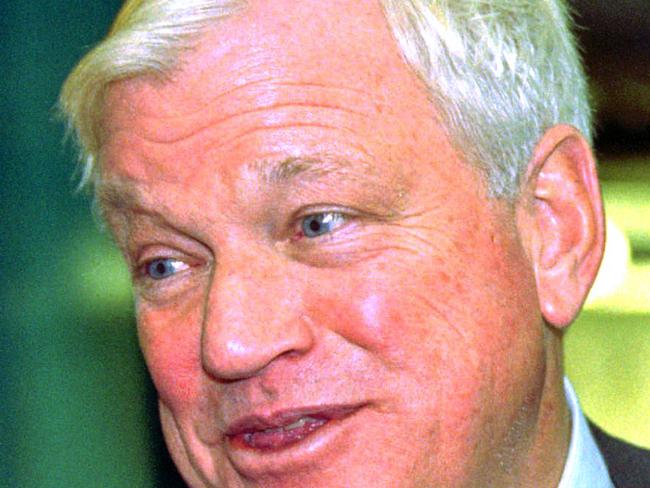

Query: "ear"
left=517, top=125, right=605, bottom=329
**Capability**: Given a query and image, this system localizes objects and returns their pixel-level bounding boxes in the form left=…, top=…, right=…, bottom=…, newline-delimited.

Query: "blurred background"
left=1, top=1, right=648, bottom=486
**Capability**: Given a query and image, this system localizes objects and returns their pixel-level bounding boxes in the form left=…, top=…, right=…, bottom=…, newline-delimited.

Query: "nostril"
left=200, top=314, right=316, bottom=382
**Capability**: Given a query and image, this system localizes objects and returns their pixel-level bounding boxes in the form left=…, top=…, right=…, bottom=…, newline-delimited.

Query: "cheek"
left=303, top=230, right=540, bottom=398
left=137, top=302, right=203, bottom=409
left=303, top=265, right=455, bottom=378
left=302, top=267, right=497, bottom=472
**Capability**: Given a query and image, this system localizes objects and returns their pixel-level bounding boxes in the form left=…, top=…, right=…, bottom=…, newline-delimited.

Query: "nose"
left=200, top=250, right=314, bottom=381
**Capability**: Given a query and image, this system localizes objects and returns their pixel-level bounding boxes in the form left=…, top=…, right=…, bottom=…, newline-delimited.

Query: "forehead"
left=100, top=0, right=477, bottom=210
left=103, top=0, right=438, bottom=140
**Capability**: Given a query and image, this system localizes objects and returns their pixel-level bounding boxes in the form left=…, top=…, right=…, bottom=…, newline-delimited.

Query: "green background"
left=1, top=1, right=648, bottom=486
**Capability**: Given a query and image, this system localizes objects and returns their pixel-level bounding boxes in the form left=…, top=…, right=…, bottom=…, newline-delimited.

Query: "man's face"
left=101, top=0, right=549, bottom=486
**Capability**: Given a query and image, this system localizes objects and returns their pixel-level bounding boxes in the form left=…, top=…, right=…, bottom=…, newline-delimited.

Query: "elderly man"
left=60, top=0, right=648, bottom=486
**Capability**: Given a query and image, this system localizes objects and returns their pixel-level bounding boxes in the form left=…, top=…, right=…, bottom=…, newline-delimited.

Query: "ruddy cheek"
left=138, top=312, right=202, bottom=408
left=305, top=285, right=416, bottom=356
left=356, top=293, right=391, bottom=343
left=149, top=341, right=200, bottom=407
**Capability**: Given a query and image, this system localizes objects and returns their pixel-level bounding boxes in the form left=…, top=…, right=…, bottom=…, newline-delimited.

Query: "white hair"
left=59, top=0, right=592, bottom=198
left=381, top=0, right=592, bottom=197
left=59, top=0, right=244, bottom=187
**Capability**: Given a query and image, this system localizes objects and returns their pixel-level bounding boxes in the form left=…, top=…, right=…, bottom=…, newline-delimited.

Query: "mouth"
left=226, top=404, right=362, bottom=451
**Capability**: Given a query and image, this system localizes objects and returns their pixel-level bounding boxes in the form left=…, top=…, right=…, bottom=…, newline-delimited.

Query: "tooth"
left=284, top=417, right=309, bottom=431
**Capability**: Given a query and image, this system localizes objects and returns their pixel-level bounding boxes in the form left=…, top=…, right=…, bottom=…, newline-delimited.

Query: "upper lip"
left=225, top=403, right=364, bottom=437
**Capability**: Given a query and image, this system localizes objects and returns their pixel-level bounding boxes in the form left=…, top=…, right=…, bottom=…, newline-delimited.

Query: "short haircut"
left=59, top=0, right=591, bottom=199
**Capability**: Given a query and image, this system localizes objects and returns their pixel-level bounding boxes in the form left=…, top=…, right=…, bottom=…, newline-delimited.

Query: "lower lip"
left=233, top=417, right=328, bottom=451
left=225, top=406, right=364, bottom=476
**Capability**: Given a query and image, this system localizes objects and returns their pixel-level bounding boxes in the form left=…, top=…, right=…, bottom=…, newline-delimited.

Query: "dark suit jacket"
left=589, top=421, right=650, bottom=488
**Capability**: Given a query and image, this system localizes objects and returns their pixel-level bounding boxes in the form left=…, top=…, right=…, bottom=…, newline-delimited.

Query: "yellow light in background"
left=586, top=217, right=630, bottom=303
left=566, top=171, right=650, bottom=449
left=70, top=229, right=133, bottom=311
left=584, top=180, right=650, bottom=313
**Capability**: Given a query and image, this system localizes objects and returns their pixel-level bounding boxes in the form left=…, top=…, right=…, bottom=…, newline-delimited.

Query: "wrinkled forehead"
left=102, top=0, right=432, bottom=132
left=98, top=0, right=484, bottom=222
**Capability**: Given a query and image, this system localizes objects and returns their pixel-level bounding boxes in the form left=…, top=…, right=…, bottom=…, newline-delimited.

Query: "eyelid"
left=292, top=204, right=364, bottom=223
left=132, top=254, right=211, bottom=303
left=291, top=207, right=355, bottom=238
left=141, top=257, right=189, bottom=280
left=132, top=246, right=204, bottom=283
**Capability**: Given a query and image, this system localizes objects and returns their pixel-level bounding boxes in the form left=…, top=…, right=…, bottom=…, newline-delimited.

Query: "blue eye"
left=145, top=258, right=186, bottom=280
left=301, top=212, right=345, bottom=238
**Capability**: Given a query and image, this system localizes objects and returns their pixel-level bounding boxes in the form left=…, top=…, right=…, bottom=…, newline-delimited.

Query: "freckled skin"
left=100, top=0, right=571, bottom=486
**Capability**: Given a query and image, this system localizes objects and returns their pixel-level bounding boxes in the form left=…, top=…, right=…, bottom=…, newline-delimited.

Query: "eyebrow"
left=97, top=179, right=146, bottom=213
left=254, top=156, right=377, bottom=184
left=97, top=155, right=400, bottom=214
left=254, top=156, right=409, bottom=212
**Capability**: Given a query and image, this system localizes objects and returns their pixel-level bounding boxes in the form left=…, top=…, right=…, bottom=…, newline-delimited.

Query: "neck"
left=521, top=329, right=571, bottom=487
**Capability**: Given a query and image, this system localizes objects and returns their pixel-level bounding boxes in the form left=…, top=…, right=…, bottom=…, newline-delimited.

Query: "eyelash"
left=141, top=257, right=189, bottom=281
left=295, top=211, right=347, bottom=240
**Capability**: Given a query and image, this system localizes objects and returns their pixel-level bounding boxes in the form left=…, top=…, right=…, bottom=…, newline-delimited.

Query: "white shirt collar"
left=558, top=377, right=614, bottom=488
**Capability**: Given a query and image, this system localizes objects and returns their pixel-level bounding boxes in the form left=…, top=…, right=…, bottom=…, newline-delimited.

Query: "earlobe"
left=518, top=125, right=605, bottom=329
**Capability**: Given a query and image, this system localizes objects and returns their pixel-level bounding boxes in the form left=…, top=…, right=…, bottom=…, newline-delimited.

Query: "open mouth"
left=241, top=416, right=327, bottom=449
left=227, top=405, right=361, bottom=451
